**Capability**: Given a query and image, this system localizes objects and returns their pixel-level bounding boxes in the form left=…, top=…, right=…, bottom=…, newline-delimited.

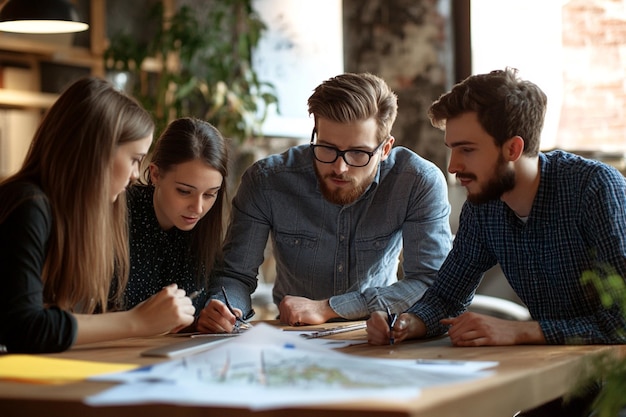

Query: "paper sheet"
left=86, top=323, right=497, bottom=410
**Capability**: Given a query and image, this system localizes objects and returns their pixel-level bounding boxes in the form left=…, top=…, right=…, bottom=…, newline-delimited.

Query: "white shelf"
left=0, top=88, right=57, bottom=109
left=0, top=35, right=100, bottom=69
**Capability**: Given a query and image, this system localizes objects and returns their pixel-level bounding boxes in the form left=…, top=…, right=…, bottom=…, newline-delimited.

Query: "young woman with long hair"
left=121, top=118, right=229, bottom=325
left=0, top=77, right=195, bottom=353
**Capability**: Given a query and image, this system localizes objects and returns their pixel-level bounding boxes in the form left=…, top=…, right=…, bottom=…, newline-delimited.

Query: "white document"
left=86, top=323, right=496, bottom=410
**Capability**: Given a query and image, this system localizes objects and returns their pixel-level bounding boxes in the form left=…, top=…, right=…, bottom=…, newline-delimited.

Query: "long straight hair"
left=0, top=77, right=154, bottom=313
left=142, top=117, right=229, bottom=287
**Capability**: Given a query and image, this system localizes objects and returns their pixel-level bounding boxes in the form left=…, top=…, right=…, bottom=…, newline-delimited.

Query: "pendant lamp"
left=0, top=0, right=89, bottom=34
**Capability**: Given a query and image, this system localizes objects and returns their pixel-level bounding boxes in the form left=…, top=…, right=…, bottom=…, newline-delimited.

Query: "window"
left=471, top=0, right=626, bottom=154
left=252, top=0, right=344, bottom=139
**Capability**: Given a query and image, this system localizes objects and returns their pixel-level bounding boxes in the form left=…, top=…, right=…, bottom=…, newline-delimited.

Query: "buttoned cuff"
left=328, top=293, right=370, bottom=320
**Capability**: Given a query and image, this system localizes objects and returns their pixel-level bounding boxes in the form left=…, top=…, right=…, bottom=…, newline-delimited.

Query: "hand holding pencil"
left=365, top=310, right=424, bottom=346
left=386, top=306, right=398, bottom=345
left=194, top=288, right=254, bottom=334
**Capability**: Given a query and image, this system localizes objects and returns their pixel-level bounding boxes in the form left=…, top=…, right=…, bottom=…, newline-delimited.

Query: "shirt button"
left=339, top=235, right=345, bottom=242
left=338, top=264, right=344, bottom=272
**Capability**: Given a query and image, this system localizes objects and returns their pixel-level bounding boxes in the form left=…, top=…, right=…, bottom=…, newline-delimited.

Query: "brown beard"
left=314, top=166, right=376, bottom=205
left=464, top=153, right=516, bottom=205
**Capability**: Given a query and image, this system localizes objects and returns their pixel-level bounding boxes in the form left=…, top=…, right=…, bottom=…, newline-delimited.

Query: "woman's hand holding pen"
left=196, top=299, right=244, bottom=333
left=366, top=311, right=425, bottom=345
left=130, top=283, right=196, bottom=335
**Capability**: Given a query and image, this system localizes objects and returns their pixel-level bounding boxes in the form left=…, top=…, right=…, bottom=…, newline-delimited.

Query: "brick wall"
left=559, top=0, right=626, bottom=151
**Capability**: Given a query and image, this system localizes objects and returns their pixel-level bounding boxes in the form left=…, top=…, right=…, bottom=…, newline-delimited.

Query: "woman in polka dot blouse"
left=117, top=117, right=229, bottom=330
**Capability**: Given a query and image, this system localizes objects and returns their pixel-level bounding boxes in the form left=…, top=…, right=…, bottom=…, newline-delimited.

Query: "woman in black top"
left=0, top=77, right=195, bottom=353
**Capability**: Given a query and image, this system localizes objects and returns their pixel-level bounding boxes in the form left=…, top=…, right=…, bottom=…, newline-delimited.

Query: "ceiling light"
left=0, top=0, right=89, bottom=34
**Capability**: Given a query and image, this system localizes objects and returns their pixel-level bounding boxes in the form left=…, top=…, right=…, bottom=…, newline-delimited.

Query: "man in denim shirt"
left=197, top=73, right=452, bottom=331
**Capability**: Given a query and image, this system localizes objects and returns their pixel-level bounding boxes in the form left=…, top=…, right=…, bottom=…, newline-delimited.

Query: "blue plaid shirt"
left=212, top=144, right=453, bottom=319
left=409, top=150, right=626, bottom=344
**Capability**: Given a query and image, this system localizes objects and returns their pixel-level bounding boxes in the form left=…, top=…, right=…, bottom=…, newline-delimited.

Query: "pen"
left=301, top=322, right=367, bottom=339
left=221, top=286, right=252, bottom=330
left=386, top=306, right=398, bottom=345
left=416, top=359, right=467, bottom=365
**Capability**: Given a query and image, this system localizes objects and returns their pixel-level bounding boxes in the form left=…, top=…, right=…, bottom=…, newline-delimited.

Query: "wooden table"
left=0, top=322, right=622, bottom=417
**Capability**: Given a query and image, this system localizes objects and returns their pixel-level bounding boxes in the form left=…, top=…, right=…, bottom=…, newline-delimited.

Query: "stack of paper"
left=85, top=323, right=498, bottom=410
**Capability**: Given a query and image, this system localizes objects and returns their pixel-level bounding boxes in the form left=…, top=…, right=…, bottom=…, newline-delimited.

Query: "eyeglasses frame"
left=309, top=127, right=387, bottom=168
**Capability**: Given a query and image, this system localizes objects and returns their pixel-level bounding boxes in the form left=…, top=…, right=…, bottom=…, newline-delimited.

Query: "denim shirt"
left=212, top=144, right=452, bottom=319
left=410, top=151, right=626, bottom=344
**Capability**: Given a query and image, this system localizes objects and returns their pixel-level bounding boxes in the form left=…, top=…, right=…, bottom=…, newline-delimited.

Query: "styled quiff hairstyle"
left=142, top=117, right=229, bottom=286
left=0, top=77, right=154, bottom=313
left=428, top=68, right=547, bottom=156
left=307, top=72, right=398, bottom=143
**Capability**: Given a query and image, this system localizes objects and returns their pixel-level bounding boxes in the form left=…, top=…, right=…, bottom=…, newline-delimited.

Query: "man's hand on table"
left=366, top=310, right=546, bottom=346
left=366, top=311, right=426, bottom=345
left=440, top=312, right=546, bottom=346
left=278, top=296, right=340, bottom=326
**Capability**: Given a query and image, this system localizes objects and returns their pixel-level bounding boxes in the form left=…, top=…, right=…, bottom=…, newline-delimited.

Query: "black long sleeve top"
left=0, top=181, right=77, bottom=353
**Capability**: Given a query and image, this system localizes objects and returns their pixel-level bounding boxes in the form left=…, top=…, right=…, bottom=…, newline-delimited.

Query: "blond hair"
left=307, top=73, right=398, bottom=143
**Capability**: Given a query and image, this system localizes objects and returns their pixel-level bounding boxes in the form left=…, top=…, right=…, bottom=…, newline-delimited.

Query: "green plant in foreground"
left=581, top=265, right=626, bottom=318
left=573, top=263, right=626, bottom=417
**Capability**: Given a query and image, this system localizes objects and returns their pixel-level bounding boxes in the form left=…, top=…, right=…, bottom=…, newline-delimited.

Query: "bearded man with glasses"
left=197, top=73, right=452, bottom=332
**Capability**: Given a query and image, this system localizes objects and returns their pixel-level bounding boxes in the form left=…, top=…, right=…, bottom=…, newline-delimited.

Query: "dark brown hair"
left=143, top=117, right=229, bottom=286
left=428, top=68, right=547, bottom=156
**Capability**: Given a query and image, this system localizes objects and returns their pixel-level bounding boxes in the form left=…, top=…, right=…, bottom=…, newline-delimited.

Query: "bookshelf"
left=0, top=0, right=105, bottom=109
left=0, top=0, right=106, bottom=177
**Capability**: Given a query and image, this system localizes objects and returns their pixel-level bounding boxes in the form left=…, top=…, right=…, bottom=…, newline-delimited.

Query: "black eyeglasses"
left=310, top=128, right=385, bottom=168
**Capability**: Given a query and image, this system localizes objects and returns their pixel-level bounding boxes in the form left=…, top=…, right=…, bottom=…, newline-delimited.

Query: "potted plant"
left=104, top=0, right=278, bottom=143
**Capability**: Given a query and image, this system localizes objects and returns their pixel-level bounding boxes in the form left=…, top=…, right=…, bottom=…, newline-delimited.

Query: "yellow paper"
left=0, top=354, right=139, bottom=384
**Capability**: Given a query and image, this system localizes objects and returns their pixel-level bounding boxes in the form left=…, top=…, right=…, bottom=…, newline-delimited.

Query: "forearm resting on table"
left=73, top=287, right=195, bottom=344
left=441, top=313, right=546, bottom=346
left=74, top=311, right=156, bottom=345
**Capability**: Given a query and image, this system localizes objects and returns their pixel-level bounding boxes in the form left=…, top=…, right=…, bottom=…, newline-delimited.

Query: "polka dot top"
left=123, top=185, right=207, bottom=311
